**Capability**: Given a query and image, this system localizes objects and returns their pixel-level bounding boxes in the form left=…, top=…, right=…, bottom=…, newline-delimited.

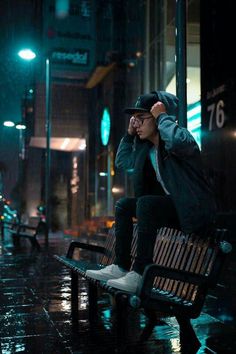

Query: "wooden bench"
left=9, top=218, right=47, bottom=250
left=54, top=224, right=232, bottom=351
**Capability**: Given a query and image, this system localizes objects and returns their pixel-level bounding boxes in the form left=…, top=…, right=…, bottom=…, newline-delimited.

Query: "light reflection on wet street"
left=0, top=230, right=235, bottom=353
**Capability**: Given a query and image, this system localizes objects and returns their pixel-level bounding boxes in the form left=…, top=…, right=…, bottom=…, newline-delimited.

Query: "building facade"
left=87, top=0, right=202, bottom=219
left=1, top=0, right=235, bottom=233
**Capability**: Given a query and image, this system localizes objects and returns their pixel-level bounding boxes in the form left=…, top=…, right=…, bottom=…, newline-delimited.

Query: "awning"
left=85, top=62, right=116, bottom=88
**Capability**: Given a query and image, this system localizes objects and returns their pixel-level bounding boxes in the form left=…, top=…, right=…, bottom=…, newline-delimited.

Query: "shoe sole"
left=85, top=271, right=127, bottom=282
left=107, top=280, right=136, bottom=293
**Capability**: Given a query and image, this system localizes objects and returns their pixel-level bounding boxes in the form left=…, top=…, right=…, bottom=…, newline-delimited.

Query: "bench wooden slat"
left=99, top=225, right=116, bottom=265
left=154, top=233, right=203, bottom=301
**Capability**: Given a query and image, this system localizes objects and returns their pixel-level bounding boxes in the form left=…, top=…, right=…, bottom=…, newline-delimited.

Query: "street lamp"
left=3, top=121, right=26, bottom=129
left=2, top=120, right=28, bottom=219
left=17, top=48, right=51, bottom=243
left=3, top=121, right=15, bottom=127
left=18, top=49, right=36, bottom=61
left=3, top=121, right=27, bottom=160
left=15, top=123, right=27, bottom=130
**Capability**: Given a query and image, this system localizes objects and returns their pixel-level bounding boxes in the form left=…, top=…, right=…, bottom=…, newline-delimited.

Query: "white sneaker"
left=107, top=271, right=142, bottom=293
left=85, top=264, right=127, bottom=281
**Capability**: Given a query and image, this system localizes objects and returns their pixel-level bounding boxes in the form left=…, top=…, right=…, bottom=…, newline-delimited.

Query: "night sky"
left=0, top=0, right=38, bottom=198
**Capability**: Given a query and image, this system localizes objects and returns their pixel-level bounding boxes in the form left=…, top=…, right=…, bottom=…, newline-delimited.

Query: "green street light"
left=18, top=49, right=36, bottom=61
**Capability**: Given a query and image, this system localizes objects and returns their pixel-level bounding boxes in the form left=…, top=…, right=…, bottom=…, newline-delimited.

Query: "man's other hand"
left=128, top=117, right=137, bottom=136
left=150, top=102, right=166, bottom=119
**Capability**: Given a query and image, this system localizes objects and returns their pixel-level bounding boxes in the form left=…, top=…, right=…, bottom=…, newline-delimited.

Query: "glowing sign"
left=100, top=108, right=111, bottom=146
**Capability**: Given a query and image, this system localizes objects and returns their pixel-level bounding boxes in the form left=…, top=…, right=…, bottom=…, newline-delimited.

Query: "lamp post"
left=18, top=49, right=51, bottom=243
left=17, top=48, right=36, bottom=163
left=2, top=120, right=27, bottom=220
left=17, top=48, right=36, bottom=221
left=45, top=57, right=51, bottom=244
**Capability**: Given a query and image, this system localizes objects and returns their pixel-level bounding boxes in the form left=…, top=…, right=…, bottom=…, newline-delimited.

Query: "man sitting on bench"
left=86, top=91, right=216, bottom=293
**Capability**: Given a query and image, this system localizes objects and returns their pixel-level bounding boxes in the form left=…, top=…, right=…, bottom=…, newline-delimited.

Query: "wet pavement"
left=0, top=228, right=236, bottom=354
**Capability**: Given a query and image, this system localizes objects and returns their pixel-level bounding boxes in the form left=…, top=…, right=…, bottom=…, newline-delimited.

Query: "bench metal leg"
left=115, top=293, right=129, bottom=352
left=12, top=235, right=21, bottom=247
left=71, top=271, right=79, bottom=322
left=88, top=282, right=98, bottom=322
left=140, top=309, right=167, bottom=342
left=176, top=315, right=201, bottom=353
left=140, top=309, right=156, bottom=342
left=0, top=221, right=4, bottom=240
left=30, top=237, right=41, bottom=250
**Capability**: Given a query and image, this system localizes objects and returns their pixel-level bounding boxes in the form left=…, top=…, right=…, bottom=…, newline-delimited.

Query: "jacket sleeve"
left=157, top=113, right=200, bottom=157
left=115, top=133, right=136, bottom=170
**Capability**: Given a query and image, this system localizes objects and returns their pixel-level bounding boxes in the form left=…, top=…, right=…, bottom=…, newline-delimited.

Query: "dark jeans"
left=114, top=195, right=180, bottom=275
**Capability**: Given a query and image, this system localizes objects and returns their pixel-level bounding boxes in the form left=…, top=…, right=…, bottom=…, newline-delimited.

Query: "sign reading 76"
left=207, top=100, right=225, bottom=131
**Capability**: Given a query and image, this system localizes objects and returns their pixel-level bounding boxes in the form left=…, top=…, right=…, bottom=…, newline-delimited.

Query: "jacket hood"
left=153, top=91, right=179, bottom=116
left=124, top=91, right=179, bottom=116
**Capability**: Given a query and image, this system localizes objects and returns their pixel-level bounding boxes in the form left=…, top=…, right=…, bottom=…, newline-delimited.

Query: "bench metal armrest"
left=139, top=264, right=208, bottom=298
left=66, top=240, right=106, bottom=258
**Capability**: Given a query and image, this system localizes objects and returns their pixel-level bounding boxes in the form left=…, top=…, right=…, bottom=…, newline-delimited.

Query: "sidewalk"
left=0, top=229, right=235, bottom=353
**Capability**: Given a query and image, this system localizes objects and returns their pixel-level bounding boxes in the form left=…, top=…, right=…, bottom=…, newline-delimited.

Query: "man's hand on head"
left=150, top=102, right=166, bottom=119
left=127, top=116, right=137, bottom=136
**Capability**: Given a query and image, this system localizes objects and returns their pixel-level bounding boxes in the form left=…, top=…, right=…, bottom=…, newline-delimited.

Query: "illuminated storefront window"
left=187, top=101, right=201, bottom=149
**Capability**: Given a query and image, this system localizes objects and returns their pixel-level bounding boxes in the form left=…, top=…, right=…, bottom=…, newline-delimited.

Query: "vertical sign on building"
left=200, top=1, right=236, bottom=212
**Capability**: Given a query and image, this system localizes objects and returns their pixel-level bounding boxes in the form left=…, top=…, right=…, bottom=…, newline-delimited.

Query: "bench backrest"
left=99, top=224, right=230, bottom=315
left=142, top=227, right=230, bottom=317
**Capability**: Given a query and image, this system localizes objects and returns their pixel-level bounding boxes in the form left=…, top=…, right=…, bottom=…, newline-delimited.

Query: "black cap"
left=124, top=92, right=159, bottom=114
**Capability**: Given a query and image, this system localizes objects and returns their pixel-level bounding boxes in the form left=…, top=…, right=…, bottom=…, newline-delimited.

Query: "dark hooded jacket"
left=115, top=91, right=216, bottom=234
